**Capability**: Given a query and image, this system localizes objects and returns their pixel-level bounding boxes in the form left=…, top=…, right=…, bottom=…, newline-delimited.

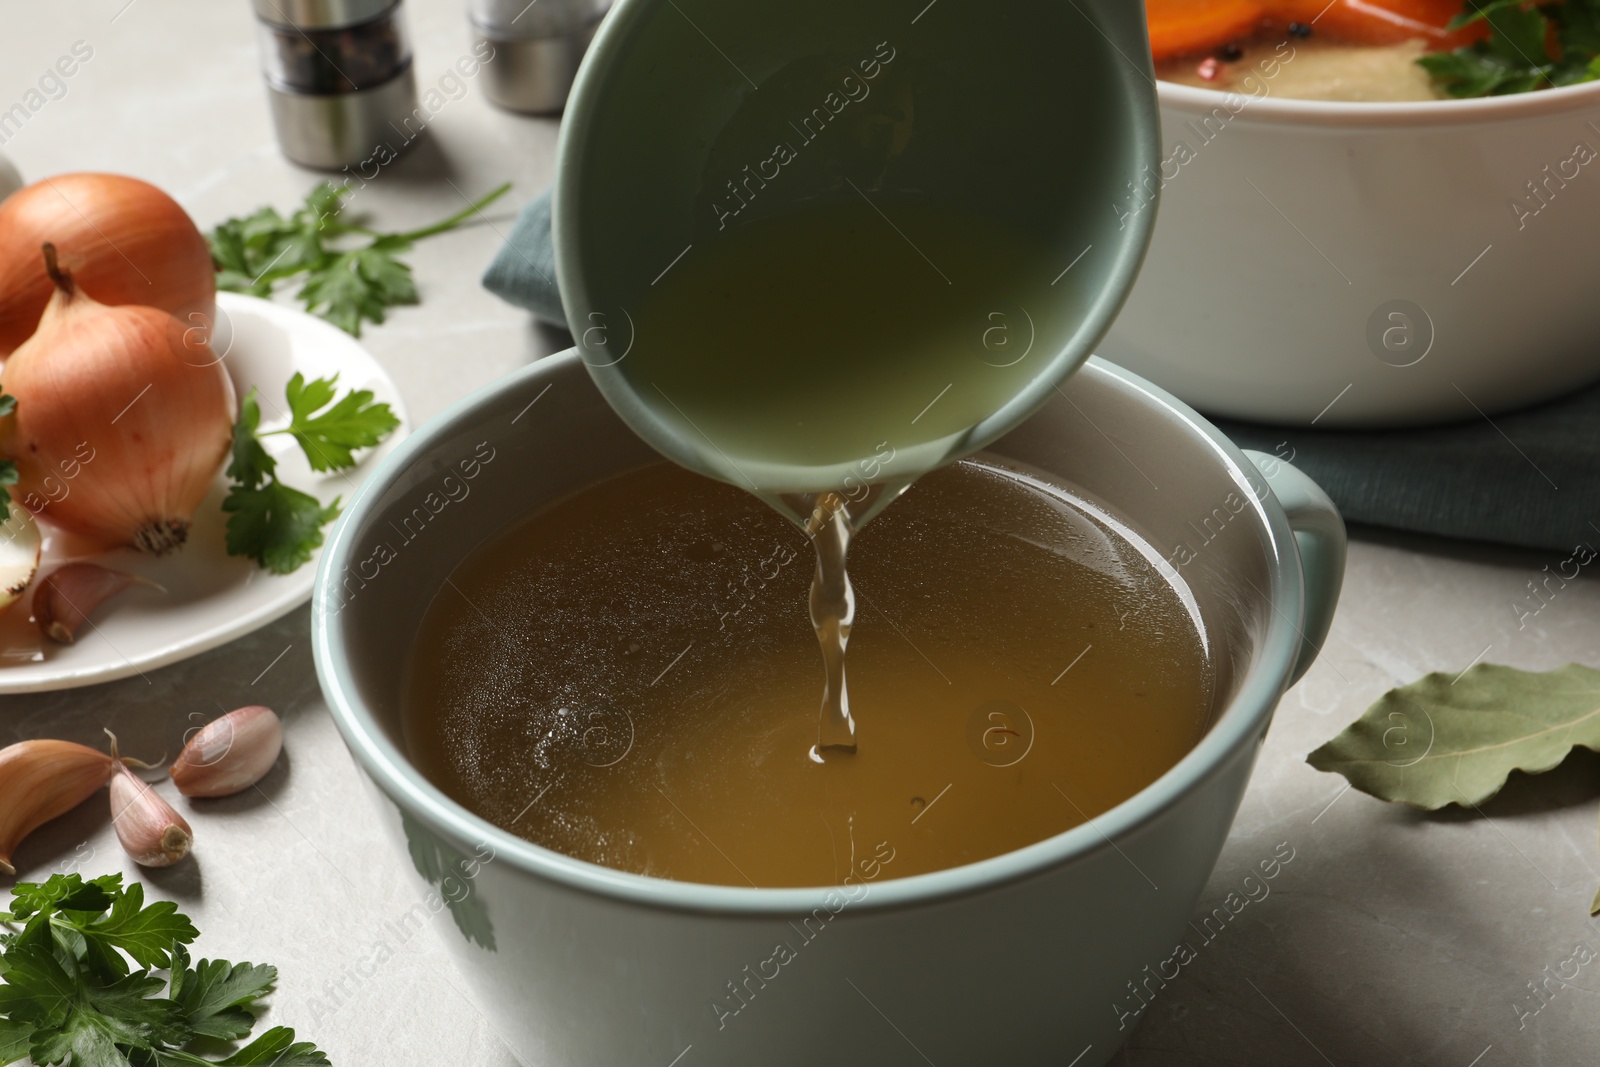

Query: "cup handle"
left=1243, top=451, right=1347, bottom=685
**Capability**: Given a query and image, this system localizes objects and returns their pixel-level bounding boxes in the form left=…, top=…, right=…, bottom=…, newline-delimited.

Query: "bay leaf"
left=1306, top=663, right=1600, bottom=811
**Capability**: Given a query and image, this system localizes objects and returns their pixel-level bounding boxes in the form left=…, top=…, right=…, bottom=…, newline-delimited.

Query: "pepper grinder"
left=253, top=0, right=421, bottom=170
left=469, top=0, right=611, bottom=113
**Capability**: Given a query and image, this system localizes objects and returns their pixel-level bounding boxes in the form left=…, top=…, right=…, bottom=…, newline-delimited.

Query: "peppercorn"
left=1288, top=21, right=1313, bottom=37
left=1220, top=42, right=1244, bottom=62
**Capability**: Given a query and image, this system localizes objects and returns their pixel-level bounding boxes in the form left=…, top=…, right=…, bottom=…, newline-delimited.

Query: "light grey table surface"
left=4, top=4, right=1599, bottom=1066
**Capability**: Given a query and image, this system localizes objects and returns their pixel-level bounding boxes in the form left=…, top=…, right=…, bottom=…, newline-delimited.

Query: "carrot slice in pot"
left=1146, top=0, right=1267, bottom=61
left=1271, top=0, right=1488, bottom=49
left=1144, top=0, right=1487, bottom=62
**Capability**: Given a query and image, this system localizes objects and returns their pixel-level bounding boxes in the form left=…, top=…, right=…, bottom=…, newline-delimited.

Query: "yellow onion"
left=0, top=173, right=215, bottom=357
left=0, top=245, right=234, bottom=554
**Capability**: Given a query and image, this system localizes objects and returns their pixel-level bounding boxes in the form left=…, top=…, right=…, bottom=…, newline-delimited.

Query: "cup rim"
left=1158, top=64, right=1600, bottom=128
left=312, top=350, right=1308, bottom=917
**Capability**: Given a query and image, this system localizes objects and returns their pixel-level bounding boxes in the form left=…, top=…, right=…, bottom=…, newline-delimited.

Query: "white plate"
left=0, top=293, right=409, bottom=693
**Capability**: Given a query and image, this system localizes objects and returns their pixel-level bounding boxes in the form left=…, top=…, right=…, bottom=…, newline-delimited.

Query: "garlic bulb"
left=171, top=705, right=282, bottom=798
left=0, top=738, right=114, bottom=874
left=109, top=760, right=192, bottom=867
left=0, top=245, right=233, bottom=554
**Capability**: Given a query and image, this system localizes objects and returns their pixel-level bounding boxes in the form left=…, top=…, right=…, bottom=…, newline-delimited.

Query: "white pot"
left=1099, top=76, right=1600, bottom=427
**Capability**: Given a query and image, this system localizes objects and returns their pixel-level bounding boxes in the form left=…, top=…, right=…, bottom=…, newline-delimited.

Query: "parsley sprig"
left=0, top=873, right=329, bottom=1067
left=0, top=387, right=17, bottom=522
left=208, top=182, right=512, bottom=337
left=1419, top=0, right=1600, bottom=96
left=222, top=372, right=399, bottom=575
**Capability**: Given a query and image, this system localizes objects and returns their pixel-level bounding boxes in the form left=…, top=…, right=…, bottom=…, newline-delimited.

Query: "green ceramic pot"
left=552, top=0, right=1162, bottom=496
left=312, top=351, right=1345, bottom=1067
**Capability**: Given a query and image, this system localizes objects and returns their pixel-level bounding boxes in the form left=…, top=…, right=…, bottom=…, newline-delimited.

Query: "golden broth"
left=403, top=457, right=1213, bottom=888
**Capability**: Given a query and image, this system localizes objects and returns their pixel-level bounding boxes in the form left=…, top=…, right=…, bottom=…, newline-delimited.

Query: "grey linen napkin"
left=485, top=191, right=1600, bottom=555
left=482, top=189, right=564, bottom=324
left=1217, top=401, right=1597, bottom=554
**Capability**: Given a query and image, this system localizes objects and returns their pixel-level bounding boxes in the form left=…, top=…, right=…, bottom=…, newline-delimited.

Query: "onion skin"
left=0, top=173, right=215, bottom=356
left=0, top=247, right=234, bottom=554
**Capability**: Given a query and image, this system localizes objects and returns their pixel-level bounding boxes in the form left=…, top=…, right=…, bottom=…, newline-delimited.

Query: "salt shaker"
left=253, top=0, right=421, bottom=169
left=469, top=0, right=611, bottom=113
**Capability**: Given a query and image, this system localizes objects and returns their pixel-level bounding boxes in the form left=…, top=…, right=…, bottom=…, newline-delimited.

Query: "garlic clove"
left=0, top=738, right=115, bottom=875
left=109, top=761, right=192, bottom=867
left=171, top=705, right=283, bottom=798
left=0, top=508, right=41, bottom=614
left=33, top=562, right=162, bottom=643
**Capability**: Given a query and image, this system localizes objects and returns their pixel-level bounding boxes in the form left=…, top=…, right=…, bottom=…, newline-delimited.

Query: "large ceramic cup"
left=312, top=350, right=1345, bottom=1067
left=552, top=0, right=1159, bottom=495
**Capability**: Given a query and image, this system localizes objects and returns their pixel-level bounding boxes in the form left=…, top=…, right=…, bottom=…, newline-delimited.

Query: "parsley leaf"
left=26, top=969, right=189, bottom=1066
left=222, top=482, right=341, bottom=576
left=0, top=877, right=330, bottom=1067
left=281, top=373, right=401, bottom=473
left=1484, top=0, right=1552, bottom=62
left=215, top=1026, right=330, bottom=1066
left=0, top=945, right=78, bottom=1030
left=1421, top=0, right=1600, bottom=97
left=225, top=392, right=275, bottom=492
left=169, top=948, right=277, bottom=1042
left=82, top=884, right=198, bottom=971
left=0, top=386, right=18, bottom=522
left=209, top=207, right=327, bottom=299
left=5, top=873, right=121, bottom=922
left=221, top=375, right=395, bottom=574
left=0, top=1019, right=31, bottom=1064
left=1563, top=0, right=1600, bottom=58
left=1417, top=47, right=1526, bottom=95
left=297, top=242, right=417, bottom=336
left=209, top=182, right=510, bottom=337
